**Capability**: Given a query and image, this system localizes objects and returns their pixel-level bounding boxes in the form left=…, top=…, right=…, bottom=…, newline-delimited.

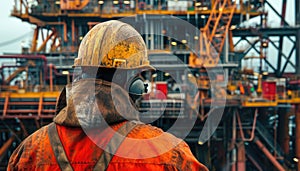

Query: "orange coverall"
left=8, top=80, right=209, bottom=171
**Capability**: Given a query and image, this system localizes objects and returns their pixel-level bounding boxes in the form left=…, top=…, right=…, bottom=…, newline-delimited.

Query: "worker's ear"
left=56, top=87, right=67, bottom=114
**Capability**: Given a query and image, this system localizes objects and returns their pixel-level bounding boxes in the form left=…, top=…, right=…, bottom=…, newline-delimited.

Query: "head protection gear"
left=73, top=20, right=154, bottom=98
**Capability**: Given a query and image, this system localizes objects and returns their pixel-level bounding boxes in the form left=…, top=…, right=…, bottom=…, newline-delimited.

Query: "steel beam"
left=254, top=137, right=285, bottom=171
left=296, top=105, right=300, bottom=170
left=232, top=27, right=299, bottom=37
left=0, top=136, right=15, bottom=162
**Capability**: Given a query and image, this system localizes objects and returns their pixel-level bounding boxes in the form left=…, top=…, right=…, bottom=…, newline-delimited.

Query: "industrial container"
left=262, top=80, right=276, bottom=100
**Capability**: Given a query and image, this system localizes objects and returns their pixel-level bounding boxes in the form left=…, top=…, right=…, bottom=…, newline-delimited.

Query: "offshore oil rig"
left=1, top=0, right=300, bottom=170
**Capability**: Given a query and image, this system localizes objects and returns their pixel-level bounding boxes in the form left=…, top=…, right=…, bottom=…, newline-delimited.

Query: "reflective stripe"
left=93, top=121, right=140, bottom=171
left=48, top=121, right=140, bottom=171
left=48, top=123, right=73, bottom=171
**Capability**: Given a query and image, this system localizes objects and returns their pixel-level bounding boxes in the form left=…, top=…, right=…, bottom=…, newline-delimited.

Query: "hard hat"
left=72, top=20, right=154, bottom=99
left=74, top=20, right=153, bottom=71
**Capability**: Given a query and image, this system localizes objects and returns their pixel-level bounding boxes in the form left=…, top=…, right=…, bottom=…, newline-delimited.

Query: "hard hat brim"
left=74, top=64, right=155, bottom=71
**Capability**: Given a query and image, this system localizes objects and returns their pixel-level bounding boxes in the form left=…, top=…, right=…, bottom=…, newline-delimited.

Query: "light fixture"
left=164, top=73, right=170, bottom=76
left=152, top=73, right=158, bottom=78
left=201, top=15, right=205, bottom=19
left=98, top=0, right=104, bottom=5
left=79, top=36, right=83, bottom=40
left=181, top=39, right=187, bottom=44
left=198, top=141, right=204, bottom=145
left=188, top=73, right=193, bottom=78
left=262, top=71, right=268, bottom=75
left=62, top=71, right=69, bottom=75
left=195, top=2, right=201, bottom=7
left=171, top=41, right=177, bottom=46
left=113, top=0, right=119, bottom=4
left=230, top=25, right=237, bottom=30
left=261, top=40, right=268, bottom=48
left=124, top=0, right=130, bottom=5
left=293, top=157, right=299, bottom=163
left=194, top=36, right=199, bottom=40
left=55, top=0, right=60, bottom=5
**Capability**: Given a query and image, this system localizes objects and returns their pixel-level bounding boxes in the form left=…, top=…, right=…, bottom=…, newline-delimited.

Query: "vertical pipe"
left=231, top=111, right=237, bottom=171
left=296, top=0, right=300, bottom=25
left=135, top=0, right=138, bottom=12
left=281, top=0, right=287, bottom=26
left=296, top=105, right=300, bottom=170
left=72, top=19, right=75, bottom=44
left=49, top=64, right=53, bottom=92
left=237, top=143, right=246, bottom=171
left=150, top=20, right=154, bottom=50
left=64, top=21, right=68, bottom=42
left=278, top=108, right=290, bottom=155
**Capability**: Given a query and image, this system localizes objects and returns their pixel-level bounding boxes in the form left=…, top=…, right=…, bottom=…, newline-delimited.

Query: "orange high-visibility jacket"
left=8, top=121, right=208, bottom=171
left=8, top=80, right=209, bottom=171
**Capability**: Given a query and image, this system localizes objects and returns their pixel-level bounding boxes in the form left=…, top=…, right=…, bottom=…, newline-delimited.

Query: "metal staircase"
left=255, top=120, right=284, bottom=159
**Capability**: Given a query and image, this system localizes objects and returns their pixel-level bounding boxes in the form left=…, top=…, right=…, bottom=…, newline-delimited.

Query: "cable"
left=0, top=31, right=32, bottom=47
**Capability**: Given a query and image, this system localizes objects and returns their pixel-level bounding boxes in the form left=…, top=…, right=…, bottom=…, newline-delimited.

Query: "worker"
left=7, top=20, right=208, bottom=171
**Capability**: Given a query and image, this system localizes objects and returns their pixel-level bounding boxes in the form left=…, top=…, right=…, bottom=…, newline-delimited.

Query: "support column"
left=236, top=142, right=246, bottom=171
left=30, top=27, right=39, bottom=53
left=278, top=107, right=290, bottom=155
left=296, top=30, right=300, bottom=74
left=295, top=105, right=300, bottom=170
left=296, top=0, right=300, bottom=74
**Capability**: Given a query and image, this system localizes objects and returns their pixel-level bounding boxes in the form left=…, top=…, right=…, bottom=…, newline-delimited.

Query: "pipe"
left=3, top=94, right=9, bottom=117
left=72, top=19, right=75, bottom=44
left=49, top=63, right=53, bottom=92
left=237, top=143, right=246, bottom=171
left=236, top=108, right=257, bottom=141
left=64, top=21, right=68, bottom=42
left=246, top=153, right=263, bottom=171
left=254, top=137, right=285, bottom=171
left=0, top=54, right=47, bottom=64
left=281, top=0, right=287, bottom=26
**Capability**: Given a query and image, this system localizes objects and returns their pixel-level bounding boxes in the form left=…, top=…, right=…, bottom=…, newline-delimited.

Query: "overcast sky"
left=0, top=0, right=33, bottom=55
left=0, top=0, right=296, bottom=55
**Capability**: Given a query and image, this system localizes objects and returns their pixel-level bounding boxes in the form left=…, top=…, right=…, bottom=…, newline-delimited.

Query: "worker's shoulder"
left=111, top=123, right=208, bottom=170
left=14, top=123, right=51, bottom=153
left=127, top=123, right=193, bottom=157
left=8, top=123, right=53, bottom=167
left=128, top=123, right=183, bottom=141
